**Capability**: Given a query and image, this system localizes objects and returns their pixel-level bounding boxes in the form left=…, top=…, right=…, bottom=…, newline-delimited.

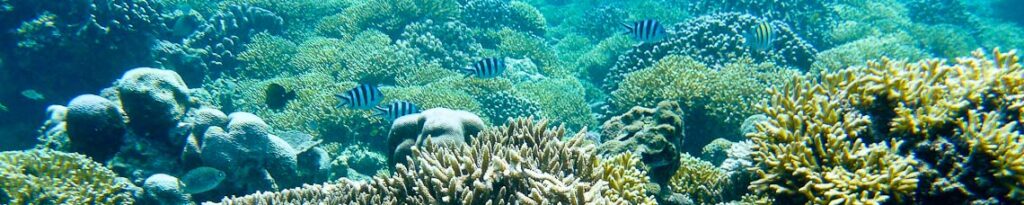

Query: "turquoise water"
left=1, top=0, right=1023, bottom=204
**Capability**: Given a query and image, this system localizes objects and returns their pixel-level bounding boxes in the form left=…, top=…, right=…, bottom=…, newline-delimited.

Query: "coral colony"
left=1, top=0, right=1023, bottom=204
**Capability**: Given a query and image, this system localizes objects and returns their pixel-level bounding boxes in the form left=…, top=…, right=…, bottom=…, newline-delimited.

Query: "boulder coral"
left=0, top=149, right=139, bottom=205
left=210, top=118, right=657, bottom=204
left=598, top=101, right=684, bottom=186
left=748, top=49, right=1024, bottom=204
left=201, top=112, right=301, bottom=193
left=65, top=94, right=127, bottom=161
left=386, top=108, right=486, bottom=166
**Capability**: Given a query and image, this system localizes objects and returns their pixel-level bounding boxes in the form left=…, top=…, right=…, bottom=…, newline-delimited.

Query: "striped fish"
left=374, top=101, right=420, bottom=121
left=622, top=19, right=667, bottom=43
left=745, top=21, right=776, bottom=51
left=335, top=84, right=384, bottom=110
left=464, top=57, right=506, bottom=78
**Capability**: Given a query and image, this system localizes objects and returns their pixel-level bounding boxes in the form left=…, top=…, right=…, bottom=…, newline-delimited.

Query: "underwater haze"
left=2, top=0, right=1024, bottom=204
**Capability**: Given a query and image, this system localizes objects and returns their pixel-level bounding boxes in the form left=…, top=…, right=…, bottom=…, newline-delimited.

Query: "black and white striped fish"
left=374, top=101, right=420, bottom=121
left=622, top=19, right=667, bottom=43
left=464, top=57, right=506, bottom=78
left=335, top=84, right=385, bottom=110
left=744, top=21, right=776, bottom=51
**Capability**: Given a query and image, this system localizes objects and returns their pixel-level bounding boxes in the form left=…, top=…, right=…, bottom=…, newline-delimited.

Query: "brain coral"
left=210, top=118, right=656, bottom=204
left=749, top=49, right=1024, bottom=204
left=0, top=149, right=139, bottom=204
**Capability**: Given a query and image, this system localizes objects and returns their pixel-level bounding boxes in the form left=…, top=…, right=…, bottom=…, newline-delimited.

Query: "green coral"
left=669, top=153, right=731, bottom=204
left=326, top=0, right=461, bottom=37
left=488, top=28, right=565, bottom=77
left=516, top=77, right=595, bottom=131
left=237, top=33, right=298, bottom=79
left=289, top=30, right=417, bottom=83
left=811, top=34, right=931, bottom=74
left=0, top=149, right=138, bottom=205
left=613, top=55, right=796, bottom=132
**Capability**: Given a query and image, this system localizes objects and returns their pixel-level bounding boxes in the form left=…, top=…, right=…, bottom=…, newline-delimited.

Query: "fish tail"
left=372, top=106, right=387, bottom=117
left=621, top=22, right=632, bottom=34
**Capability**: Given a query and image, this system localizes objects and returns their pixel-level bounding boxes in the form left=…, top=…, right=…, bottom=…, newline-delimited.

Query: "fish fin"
left=372, top=106, right=387, bottom=117
left=334, top=94, right=350, bottom=108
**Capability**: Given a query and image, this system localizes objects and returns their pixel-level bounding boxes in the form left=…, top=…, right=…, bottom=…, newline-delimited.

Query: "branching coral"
left=516, top=77, right=596, bottom=131
left=326, top=0, right=461, bottom=38
left=612, top=55, right=796, bottom=135
left=669, top=153, right=731, bottom=204
left=749, top=49, right=1024, bottom=204
left=749, top=75, right=921, bottom=204
left=0, top=149, right=139, bottom=204
left=210, top=118, right=657, bottom=204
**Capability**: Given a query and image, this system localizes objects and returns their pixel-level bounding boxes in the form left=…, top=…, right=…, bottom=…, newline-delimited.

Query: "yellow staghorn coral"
left=0, top=149, right=138, bottom=205
left=751, top=48, right=1024, bottom=204
left=749, top=74, right=920, bottom=204
left=961, top=110, right=1024, bottom=200
left=596, top=152, right=656, bottom=205
left=842, top=49, right=1024, bottom=137
left=669, top=153, right=731, bottom=204
left=210, top=118, right=657, bottom=204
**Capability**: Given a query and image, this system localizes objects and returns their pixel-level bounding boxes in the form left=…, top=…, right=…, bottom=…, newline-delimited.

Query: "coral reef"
left=0, top=149, right=139, bottom=204
left=748, top=49, right=1024, bottom=204
left=598, top=101, right=684, bottom=186
left=685, top=0, right=838, bottom=48
left=604, top=12, right=816, bottom=93
left=211, top=118, right=657, bottom=204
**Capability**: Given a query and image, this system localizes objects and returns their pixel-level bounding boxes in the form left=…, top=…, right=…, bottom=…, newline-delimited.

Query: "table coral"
left=0, top=149, right=139, bottom=205
left=210, top=118, right=657, bottom=204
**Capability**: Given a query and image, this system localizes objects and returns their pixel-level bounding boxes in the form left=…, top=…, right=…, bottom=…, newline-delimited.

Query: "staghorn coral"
left=0, top=149, right=139, bottom=204
left=210, top=118, right=657, bottom=204
left=612, top=55, right=797, bottom=140
left=668, top=153, right=731, bottom=204
left=236, top=33, right=298, bottom=79
left=749, top=49, right=1024, bottom=204
left=749, top=75, right=921, bottom=204
left=604, top=12, right=816, bottom=92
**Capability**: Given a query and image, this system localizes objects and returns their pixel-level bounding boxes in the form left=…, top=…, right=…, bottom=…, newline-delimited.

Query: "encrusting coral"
left=0, top=149, right=139, bottom=204
left=209, top=118, right=657, bottom=204
left=748, top=48, right=1024, bottom=204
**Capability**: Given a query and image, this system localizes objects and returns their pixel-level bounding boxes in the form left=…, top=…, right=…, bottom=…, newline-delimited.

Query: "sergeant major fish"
left=744, top=21, right=776, bottom=51
left=622, top=19, right=667, bottom=43
left=336, top=84, right=385, bottom=110
left=374, top=101, right=420, bottom=121
left=464, top=57, right=506, bottom=78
